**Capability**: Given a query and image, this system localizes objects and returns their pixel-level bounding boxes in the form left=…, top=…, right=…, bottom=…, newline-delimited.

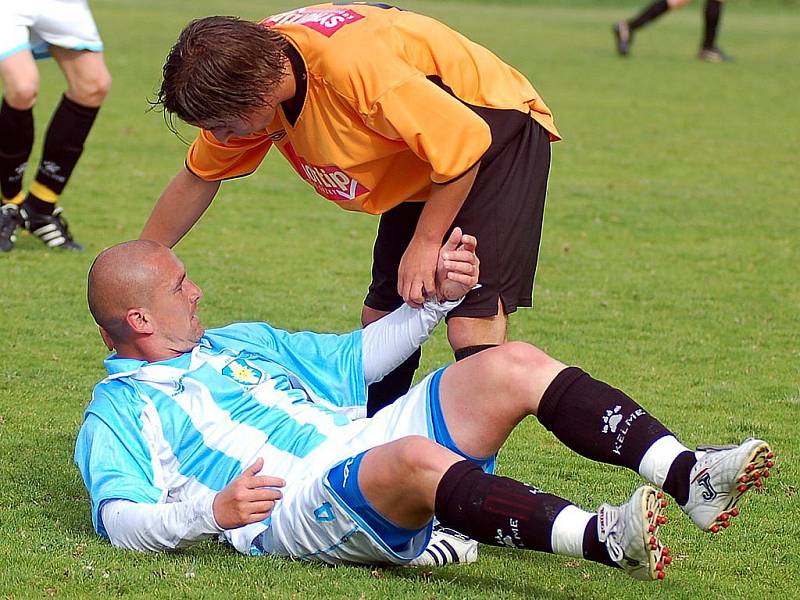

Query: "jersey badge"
left=222, top=359, right=264, bottom=386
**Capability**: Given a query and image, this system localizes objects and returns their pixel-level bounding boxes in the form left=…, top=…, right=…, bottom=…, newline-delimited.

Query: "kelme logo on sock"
left=602, top=405, right=623, bottom=433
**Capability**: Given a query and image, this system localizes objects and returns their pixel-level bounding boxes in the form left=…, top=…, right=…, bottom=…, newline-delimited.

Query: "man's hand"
left=398, top=237, right=440, bottom=309
left=435, top=227, right=479, bottom=301
left=212, top=458, right=285, bottom=529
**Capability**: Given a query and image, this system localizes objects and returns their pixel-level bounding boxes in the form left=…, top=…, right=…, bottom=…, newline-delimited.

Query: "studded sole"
left=708, top=442, right=774, bottom=534
left=641, top=487, right=671, bottom=580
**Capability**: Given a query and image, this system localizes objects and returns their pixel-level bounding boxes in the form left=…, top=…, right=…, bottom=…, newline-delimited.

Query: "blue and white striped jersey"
left=74, top=321, right=369, bottom=552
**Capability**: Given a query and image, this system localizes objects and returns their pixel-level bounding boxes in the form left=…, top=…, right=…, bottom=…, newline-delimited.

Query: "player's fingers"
left=246, top=510, right=274, bottom=524
left=443, top=249, right=477, bottom=264
left=249, top=475, right=286, bottom=489
left=408, top=279, right=426, bottom=305
left=443, top=261, right=476, bottom=277
left=248, top=500, right=278, bottom=515
left=443, top=227, right=462, bottom=252
left=447, top=272, right=476, bottom=285
left=247, top=486, right=283, bottom=502
left=243, top=457, right=264, bottom=477
left=458, top=234, right=477, bottom=253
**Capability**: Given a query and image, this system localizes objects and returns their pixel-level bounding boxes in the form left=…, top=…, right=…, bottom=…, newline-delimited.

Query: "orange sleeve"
left=364, top=74, right=491, bottom=184
left=186, top=129, right=273, bottom=182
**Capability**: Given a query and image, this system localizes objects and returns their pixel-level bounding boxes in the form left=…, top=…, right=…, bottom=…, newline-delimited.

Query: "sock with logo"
left=435, top=460, right=618, bottom=567
left=628, top=0, right=670, bottom=31
left=27, top=94, right=100, bottom=215
left=702, top=0, right=723, bottom=50
left=367, top=348, right=420, bottom=417
left=0, top=98, right=34, bottom=204
left=536, top=367, right=696, bottom=503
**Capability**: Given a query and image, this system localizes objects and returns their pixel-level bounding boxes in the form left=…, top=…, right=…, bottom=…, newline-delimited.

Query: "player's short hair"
left=154, top=16, right=287, bottom=130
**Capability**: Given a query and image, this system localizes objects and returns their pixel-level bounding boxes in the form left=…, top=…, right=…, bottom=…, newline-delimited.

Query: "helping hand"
left=435, top=227, right=479, bottom=301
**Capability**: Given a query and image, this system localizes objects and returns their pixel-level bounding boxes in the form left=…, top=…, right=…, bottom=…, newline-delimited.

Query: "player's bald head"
left=87, top=240, right=171, bottom=341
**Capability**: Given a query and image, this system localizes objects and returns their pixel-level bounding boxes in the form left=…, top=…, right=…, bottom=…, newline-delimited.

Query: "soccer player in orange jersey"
left=141, top=4, right=559, bottom=415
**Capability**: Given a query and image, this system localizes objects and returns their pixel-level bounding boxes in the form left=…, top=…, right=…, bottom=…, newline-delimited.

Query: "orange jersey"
left=186, top=3, right=560, bottom=214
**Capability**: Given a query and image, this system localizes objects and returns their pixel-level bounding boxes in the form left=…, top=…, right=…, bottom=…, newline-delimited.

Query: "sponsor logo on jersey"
left=283, top=143, right=369, bottom=202
left=264, top=7, right=364, bottom=37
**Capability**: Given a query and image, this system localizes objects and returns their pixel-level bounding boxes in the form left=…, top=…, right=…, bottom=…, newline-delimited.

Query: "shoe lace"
left=50, top=207, right=75, bottom=241
left=597, top=504, right=624, bottom=563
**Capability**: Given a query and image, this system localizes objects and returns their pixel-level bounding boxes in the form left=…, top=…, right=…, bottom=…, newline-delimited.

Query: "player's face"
left=202, top=102, right=278, bottom=144
left=150, top=250, right=205, bottom=354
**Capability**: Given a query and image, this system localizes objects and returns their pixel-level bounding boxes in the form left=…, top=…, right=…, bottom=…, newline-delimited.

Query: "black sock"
left=435, top=461, right=617, bottom=568
left=454, top=344, right=497, bottom=361
left=31, top=94, right=100, bottom=210
left=702, top=0, right=723, bottom=49
left=663, top=450, right=697, bottom=506
left=367, top=348, right=421, bottom=417
left=628, top=0, right=670, bottom=31
left=0, top=99, right=34, bottom=202
left=536, top=367, right=673, bottom=472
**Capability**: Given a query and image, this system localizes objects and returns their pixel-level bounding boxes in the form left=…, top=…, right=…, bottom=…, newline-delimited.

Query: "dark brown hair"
left=153, top=16, right=288, bottom=129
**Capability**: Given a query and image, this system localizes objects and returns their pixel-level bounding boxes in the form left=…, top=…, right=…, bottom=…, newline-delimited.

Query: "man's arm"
left=398, top=162, right=480, bottom=307
left=362, top=228, right=479, bottom=384
left=101, top=459, right=284, bottom=552
left=139, top=167, right=221, bottom=247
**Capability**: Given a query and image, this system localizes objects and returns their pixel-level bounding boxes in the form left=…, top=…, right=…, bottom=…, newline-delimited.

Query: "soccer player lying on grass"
left=76, top=233, right=774, bottom=581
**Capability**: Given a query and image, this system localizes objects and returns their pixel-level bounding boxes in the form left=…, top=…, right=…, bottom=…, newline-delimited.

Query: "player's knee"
left=4, top=82, right=38, bottom=110
left=71, top=71, right=112, bottom=107
left=668, top=0, right=691, bottom=9
left=486, top=342, right=555, bottom=385
left=392, top=436, right=449, bottom=480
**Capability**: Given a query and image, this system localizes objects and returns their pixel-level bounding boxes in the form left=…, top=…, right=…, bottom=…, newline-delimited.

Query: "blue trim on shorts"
left=327, top=452, right=425, bottom=551
left=0, top=43, right=31, bottom=61
left=427, top=367, right=496, bottom=472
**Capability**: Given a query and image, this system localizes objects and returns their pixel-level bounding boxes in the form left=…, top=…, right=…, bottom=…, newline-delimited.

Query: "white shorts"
left=0, top=0, right=103, bottom=61
left=249, top=369, right=495, bottom=565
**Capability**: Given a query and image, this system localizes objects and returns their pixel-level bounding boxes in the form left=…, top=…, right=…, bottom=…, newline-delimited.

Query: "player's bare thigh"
left=438, top=342, right=567, bottom=458
left=0, top=50, right=39, bottom=109
left=49, top=46, right=111, bottom=107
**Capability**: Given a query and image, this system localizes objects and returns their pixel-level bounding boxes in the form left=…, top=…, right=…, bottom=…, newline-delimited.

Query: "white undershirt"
left=101, top=297, right=462, bottom=552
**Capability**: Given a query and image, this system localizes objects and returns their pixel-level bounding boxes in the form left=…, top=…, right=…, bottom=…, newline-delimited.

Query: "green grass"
left=1, top=1, right=798, bottom=598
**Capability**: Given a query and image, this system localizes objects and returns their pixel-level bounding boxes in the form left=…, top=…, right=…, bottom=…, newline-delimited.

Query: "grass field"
left=1, top=1, right=798, bottom=598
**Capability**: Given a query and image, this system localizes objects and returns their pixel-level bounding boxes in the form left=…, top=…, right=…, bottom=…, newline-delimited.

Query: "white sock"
left=550, top=505, right=594, bottom=558
left=638, top=435, right=692, bottom=487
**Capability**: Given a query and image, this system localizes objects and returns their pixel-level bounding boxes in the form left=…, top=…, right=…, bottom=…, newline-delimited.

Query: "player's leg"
left=20, top=47, right=110, bottom=250
left=445, top=109, right=552, bottom=363
left=0, top=44, right=38, bottom=251
left=363, top=202, right=425, bottom=416
left=356, top=437, right=670, bottom=580
left=698, top=0, right=731, bottom=61
left=437, top=344, right=773, bottom=534
left=613, top=0, right=691, bottom=56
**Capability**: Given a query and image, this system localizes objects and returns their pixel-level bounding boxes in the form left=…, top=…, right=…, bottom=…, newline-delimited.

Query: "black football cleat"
left=0, top=203, right=21, bottom=253
left=613, top=21, right=632, bottom=56
left=22, top=204, right=84, bottom=251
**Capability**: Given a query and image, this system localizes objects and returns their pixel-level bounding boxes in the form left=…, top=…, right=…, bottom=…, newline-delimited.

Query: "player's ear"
left=98, top=326, right=115, bottom=351
left=125, top=308, right=154, bottom=335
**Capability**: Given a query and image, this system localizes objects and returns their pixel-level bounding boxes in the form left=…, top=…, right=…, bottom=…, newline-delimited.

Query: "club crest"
left=222, top=359, right=263, bottom=386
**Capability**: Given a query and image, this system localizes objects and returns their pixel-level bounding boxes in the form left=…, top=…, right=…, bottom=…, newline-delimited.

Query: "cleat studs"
left=657, top=571, right=666, bottom=580
left=648, top=524, right=655, bottom=533
left=752, top=471, right=761, bottom=480
left=657, top=515, right=668, bottom=525
left=648, top=510, right=654, bottom=518
left=737, top=484, right=749, bottom=492
left=739, top=475, right=750, bottom=483
left=730, top=507, right=739, bottom=517
left=664, top=555, right=673, bottom=565
left=656, top=562, right=664, bottom=571
left=660, top=499, right=668, bottom=508
left=650, top=536, right=657, bottom=545
left=755, top=480, right=763, bottom=489
left=746, top=464, right=755, bottom=472
left=661, top=547, right=670, bottom=556
left=711, top=524, right=720, bottom=533
left=656, top=491, right=664, bottom=499
left=763, top=470, right=770, bottom=478
left=766, top=460, right=774, bottom=468
left=719, top=513, right=729, bottom=521
left=767, top=452, right=774, bottom=459
left=722, top=520, right=731, bottom=528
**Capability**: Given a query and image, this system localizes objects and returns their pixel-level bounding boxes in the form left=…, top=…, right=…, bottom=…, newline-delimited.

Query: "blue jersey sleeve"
left=206, top=323, right=366, bottom=409
left=74, top=385, right=165, bottom=538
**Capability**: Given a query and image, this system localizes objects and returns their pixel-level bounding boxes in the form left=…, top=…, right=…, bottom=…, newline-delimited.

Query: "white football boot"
left=682, top=438, right=774, bottom=533
left=597, top=485, right=671, bottom=581
left=408, top=526, right=479, bottom=567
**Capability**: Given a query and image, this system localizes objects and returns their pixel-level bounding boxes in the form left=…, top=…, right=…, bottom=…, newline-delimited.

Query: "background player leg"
left=21, top=47, right=111, bottom=250
left=0, top=50, right=38, bottom=251
left=698, top=0, right=731, bottom=62
left=613, top=0, right=691, bottom=56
